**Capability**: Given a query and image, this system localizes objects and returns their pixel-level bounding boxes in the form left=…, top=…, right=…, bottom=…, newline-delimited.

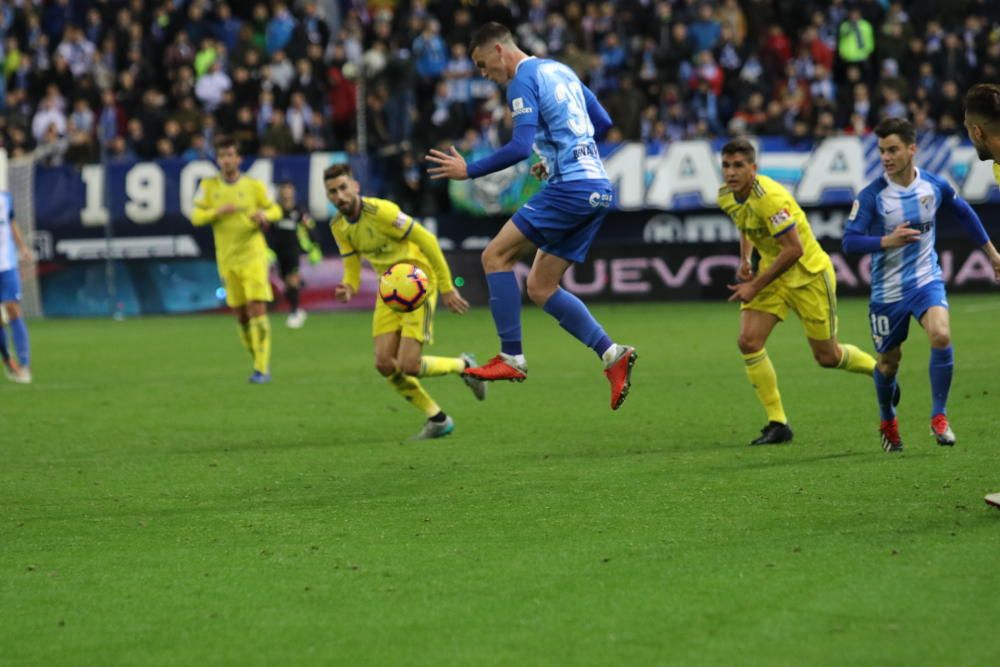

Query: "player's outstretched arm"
left=582, top=84, right=612, bottom=140
left=938, top=185, right=1000, bottom=277
left=427, top=124, right=536, bottom=181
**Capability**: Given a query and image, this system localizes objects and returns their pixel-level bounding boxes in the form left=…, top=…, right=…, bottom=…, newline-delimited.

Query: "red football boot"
left=463, top=354, right=527, bottom=382
left=880, top=418, right=903, bottom=453
left=604, top=345, right=637, bottom=410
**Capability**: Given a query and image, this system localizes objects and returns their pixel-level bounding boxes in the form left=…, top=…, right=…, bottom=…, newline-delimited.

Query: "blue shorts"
left=868, top=281, right=948, bottom=353
left=511, top=180, right=612, bottom=263
left=0, top=268, right=21, bottom=302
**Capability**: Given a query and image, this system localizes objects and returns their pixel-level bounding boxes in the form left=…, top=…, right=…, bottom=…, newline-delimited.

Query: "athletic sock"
left=486, top=271, right=522, bottom=356
left=742, top=349, right=787, bottom=424
left=873, top=368, right=897, bottom=421
left=0, top=325, right=10, bottom=362
left=387, top=371, right=440, bottom=417
left=542, top=288, right=613, bottom=358
left=929, top=345, right=954, bottom=417
left=420, top=356, right=466, bottom=377
left=9, top=316, right=29, bottom=367
left=247, top=315, right=271, bottom=374
left=836, top=343, right=876, bottom=375
left=237, top=322, right=252, bottom=356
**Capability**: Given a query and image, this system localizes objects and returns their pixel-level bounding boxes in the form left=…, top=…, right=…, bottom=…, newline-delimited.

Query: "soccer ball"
left=379, top=263, right=430, bottom=312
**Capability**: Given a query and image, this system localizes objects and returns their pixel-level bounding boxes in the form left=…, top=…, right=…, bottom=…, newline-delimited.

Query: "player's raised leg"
left=738, top=309, right=792, bottom=444
left=527, top=250, right=636, bottom=410
left=808, top=337, right=876, bottom=375
left=921, top=305, right=955, bottom=445
left=465, top=220, right=535, bottom=381
left=397, top=335, right=486, bottom=402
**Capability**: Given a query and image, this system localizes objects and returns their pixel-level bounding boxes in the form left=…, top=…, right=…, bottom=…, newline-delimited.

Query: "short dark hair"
left=874, top=117, right=916, bottom=145
left=721, top=138, right=756, bottom=163
left=323, top=163, right=352, bottom=181
left=214, top=134, right=238, bottom=153
left=965, top=83, right=1000, bottom=127
left=470, top=22, right=513, bottom=52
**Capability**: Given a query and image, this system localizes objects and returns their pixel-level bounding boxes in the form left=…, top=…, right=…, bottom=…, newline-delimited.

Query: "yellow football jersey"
left=993, top=161, right=1000, bottom=186
left=717, top=174, right=831, bottom=287
left=331, top=197, right=450, bottom=288
left=191, top=175, right=282, bottom=271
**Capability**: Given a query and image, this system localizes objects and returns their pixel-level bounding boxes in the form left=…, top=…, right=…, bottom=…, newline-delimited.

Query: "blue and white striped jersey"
left=0, top=192, right=18, bottom=273
left=506, top=57, right=608, bottom=184
left=846, top=168, right=961, bottom=304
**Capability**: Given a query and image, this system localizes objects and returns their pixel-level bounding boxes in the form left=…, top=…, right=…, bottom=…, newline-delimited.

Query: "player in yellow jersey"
left=717, top=139, right=878, bottom=445
left=324, top=164, right=485, bottom=440
left=964, top=83, right=1000, bottom=508
left=191, top=135, right=282, bottom=383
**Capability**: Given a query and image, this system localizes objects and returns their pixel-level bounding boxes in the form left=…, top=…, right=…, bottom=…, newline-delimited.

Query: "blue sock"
left=486, top=272, right=522, bottom=356
left=542, top=288, right=613, bottom=358
left=873, top=368, right=897, bottom=421
left=0, top=325, right=9, bottom=362
left=9, top=316, right=29, bottom=367
left=929, top=345, right=953, bottom=417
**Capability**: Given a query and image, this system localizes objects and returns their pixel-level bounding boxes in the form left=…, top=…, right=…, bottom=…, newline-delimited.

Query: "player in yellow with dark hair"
left=324, top=164, right=485, bottom=440
left=192, top=135, right=282, bottom=383
left=717, top=139, right=878, bottom=445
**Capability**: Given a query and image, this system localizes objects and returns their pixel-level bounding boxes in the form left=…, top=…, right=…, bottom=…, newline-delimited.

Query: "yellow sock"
left=248, top=315, right=271, bottom=374
left=836, top=343, right=876, bottom=375
left=237, top=322, right=252, bottom=356
left=743, top=349, right=787, bottom=424
left=388, top=371, right=441, bottom=417
left=419, top=356, right=466, bottom=377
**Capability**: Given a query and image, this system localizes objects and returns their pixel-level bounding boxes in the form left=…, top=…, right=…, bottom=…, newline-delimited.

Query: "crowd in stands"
left=1, top=0, right=998, bottom=209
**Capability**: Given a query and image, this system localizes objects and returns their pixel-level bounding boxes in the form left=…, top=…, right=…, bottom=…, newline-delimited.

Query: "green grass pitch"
left=2, top=296, right=999, bottom=666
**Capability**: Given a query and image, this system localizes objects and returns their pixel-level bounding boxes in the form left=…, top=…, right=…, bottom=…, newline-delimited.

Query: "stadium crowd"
left=0, top=0, right=998, bottom=205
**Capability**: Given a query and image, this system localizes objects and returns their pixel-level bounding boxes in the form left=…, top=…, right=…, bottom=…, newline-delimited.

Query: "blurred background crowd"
left=1, top=0, right=999, bottom=212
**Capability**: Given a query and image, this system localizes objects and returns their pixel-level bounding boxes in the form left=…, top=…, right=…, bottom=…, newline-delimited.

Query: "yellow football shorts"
left=372, top=288, right=438, bottom=343
left=221, top=258, right=273, bottom=307
left=742, top=265, right=838, bottom=341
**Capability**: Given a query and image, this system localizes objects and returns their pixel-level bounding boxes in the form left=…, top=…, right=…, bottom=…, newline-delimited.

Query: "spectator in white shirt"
left=194, top=61, right=232, bottom=112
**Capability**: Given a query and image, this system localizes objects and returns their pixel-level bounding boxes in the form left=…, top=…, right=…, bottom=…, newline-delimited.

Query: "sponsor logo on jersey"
left=848, top=200, right=859, bottom=221
left=573, top=143, right=600, bottom=160
left=768, top=208, right=791, bottom=226
left=511, top=97, right=533, bottom=116
left=589, top=192, right=613, bottom=208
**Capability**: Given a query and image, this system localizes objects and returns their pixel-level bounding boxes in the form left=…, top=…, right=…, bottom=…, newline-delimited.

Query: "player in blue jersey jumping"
left=843, top=118, right=1000, bottom=452
left=426, top=22, right=637, bottom=410
left=0, top=191, right=33, bottom=384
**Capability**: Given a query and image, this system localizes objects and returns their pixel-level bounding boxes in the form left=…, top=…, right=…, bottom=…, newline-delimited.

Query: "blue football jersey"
left=506, top=57, right=608, bottom=184
left=0, top=192, right=17, bottom=272
left=845, top=168, right=959, bottom=304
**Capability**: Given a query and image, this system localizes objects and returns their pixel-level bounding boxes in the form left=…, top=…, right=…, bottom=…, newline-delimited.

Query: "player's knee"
left=481, top=247, right=501, bottom=272
left=398, top=358, right=421, bottom=376
left=815, top=350, right=840, bottom=368
left=525, top=276, right=555, bottom=306
left=877, top=359, right=898, bottom=376
left=736, top=335, right=762, bottom=354
left=929, top=331, right=951, bottom=349
left=3, top=302, right=21, bottom=320
left=374, top=358, right=396, bottom=377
